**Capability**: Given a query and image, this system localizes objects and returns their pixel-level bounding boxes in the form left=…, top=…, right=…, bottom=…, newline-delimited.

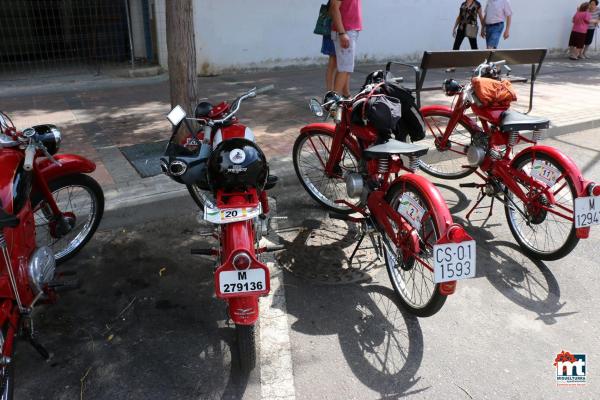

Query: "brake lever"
left=39, top=143, right=61, bottom=166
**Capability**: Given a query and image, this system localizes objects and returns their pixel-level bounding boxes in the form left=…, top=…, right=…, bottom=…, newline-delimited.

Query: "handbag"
left=465, top=23, right=478, bottom=39
left=472, top=78, right=517, bottom=107
left=313, top=3, right=332, bottom=35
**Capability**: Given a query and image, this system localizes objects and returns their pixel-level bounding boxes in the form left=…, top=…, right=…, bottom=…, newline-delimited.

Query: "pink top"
left=572, top=11, right=591, bottom=34
left=334, top=0, right=363, bottom=32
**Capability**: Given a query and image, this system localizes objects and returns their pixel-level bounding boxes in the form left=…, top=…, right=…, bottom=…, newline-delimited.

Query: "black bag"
left=351, top=94, right=403, bottom=141
left=362, top=71, right=426, bottom=142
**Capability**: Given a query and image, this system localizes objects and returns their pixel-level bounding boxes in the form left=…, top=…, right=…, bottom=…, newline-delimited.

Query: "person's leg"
left=333, top=31, right=357, bottom=97
left=326, top=55, right=337, bottom=91
left=468, top=36, right=478, bottom=50
left=485, top=23, right=503, bottom=49
left=583, top=29, right=595, bottom=58
left=452, top=29, right=465, bottom=50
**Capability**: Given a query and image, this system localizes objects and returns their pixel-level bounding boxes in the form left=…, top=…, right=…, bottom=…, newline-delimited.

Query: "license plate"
left=433, top=240, right=476, bottom=283
left=530, top=160, right=561, bottom=187
left=397, top=193, right=426, bottom=231
left=204, top=204, right=261, bottom=224
left=574, top=196, right=600, bottom=228
left=219, top=269, right=266, bottom=294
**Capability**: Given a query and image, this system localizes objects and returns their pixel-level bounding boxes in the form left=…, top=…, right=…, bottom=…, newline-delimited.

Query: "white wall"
left=154, top=0, right=581, bottom=74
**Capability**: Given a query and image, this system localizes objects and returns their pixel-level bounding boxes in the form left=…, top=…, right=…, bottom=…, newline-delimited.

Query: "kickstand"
left=465, top=189, right=495, bottom=224
left=348, top=232, right=365, bottom=266
left=348, top=229, right=381, bottom=267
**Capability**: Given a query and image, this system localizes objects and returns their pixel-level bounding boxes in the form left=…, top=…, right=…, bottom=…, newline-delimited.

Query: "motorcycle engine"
left=466, top=131, right=489, bottom=167
left=28, top=246, right=56, bottom=294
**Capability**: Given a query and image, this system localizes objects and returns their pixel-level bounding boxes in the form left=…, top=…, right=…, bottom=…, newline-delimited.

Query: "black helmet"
left=207, top=138, right=268, bottom=192
left=195, top=101, right=213, bottom=119
left=443, top=79, right=463, bottom=96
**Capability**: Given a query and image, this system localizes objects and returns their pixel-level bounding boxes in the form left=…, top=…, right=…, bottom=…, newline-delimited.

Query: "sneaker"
left=569, top=56, right=578, bottom=60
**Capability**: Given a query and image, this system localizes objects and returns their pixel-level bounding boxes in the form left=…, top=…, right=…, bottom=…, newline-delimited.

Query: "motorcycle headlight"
left=33, top=124, right=62, bottom=155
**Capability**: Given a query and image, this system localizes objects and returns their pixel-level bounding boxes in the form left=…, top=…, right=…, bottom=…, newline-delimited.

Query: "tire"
left=0, top=326, right=14, bottom=400
left=504, top=152, right=579, bottom=261
left=293, top=131, right=361, bottom=214
left=186, top=184, right=216, bottom=212
left=382, top=181, right=448, bottom=317
left=32, top=174, right=104, bottom=265
left=419, top=111, right=477, bottom=179
left=235, top=324, right=257, bottom=372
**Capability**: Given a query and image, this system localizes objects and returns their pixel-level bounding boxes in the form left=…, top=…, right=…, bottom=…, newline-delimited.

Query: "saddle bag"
left=472, top=77, right=517, bottom=107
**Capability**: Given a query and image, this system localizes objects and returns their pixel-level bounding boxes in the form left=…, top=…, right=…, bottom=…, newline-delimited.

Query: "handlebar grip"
left=255, top=84, right=274, bottom=95
left=23, top=144, right=35, bottom=171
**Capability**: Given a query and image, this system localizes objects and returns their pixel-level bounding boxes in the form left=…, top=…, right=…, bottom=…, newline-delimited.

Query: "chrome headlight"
left=28, top=246, right=56, bottom=294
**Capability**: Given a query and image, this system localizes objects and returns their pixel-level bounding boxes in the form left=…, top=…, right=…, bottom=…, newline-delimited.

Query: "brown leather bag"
left=472, top=77, right=517, bottom=107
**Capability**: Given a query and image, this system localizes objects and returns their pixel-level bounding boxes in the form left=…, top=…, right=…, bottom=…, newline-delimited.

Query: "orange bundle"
left=472, top=77, right=517, bottom=107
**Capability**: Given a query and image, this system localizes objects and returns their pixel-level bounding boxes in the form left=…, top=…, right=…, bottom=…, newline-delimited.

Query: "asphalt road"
left=13, top=128, right=600, bottom=399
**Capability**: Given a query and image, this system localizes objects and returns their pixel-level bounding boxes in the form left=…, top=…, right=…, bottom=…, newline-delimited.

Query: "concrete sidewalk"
left=2, top=57, right=600, bottom=212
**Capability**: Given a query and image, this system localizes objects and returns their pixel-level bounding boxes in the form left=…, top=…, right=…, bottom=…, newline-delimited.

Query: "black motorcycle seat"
left=363, top=139, right=428, bottom=159
left=0, top=208, right=19, bottom=229
left=500, top=110, right=550, bottom=132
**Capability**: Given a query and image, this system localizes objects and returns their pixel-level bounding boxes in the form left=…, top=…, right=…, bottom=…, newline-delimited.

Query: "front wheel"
left=0, top=325, right=15, bottom=400
left=235, top=324, right=257, bottom=372
left=32, top=174, right=104, bottom=265
left=504, top=152, right=579, bottom=260
left=419, top=110, right=477, bottom=179
left=293, top=130, right=361, bottom=213
left=382, top=181, right=448, bottom=317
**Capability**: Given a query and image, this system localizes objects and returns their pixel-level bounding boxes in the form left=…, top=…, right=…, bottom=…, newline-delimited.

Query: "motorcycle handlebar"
left=210, top=84, right=275, bottom=125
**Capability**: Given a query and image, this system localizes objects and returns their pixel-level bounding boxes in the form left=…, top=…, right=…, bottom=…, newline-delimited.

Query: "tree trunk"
left=165, top=0, right=198, bottom=113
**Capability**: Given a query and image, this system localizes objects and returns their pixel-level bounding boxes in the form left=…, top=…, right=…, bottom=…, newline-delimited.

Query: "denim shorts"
left=485, top=22, right=504, bottom=49
left=321, top=35, right=336, bottom=56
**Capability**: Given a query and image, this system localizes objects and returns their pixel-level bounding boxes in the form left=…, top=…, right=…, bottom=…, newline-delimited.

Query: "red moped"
left=418, top=59, right=600, bottom=260
left=0, top=112, right=104, bottom=398
left=161, top=86, right=279, bottom=371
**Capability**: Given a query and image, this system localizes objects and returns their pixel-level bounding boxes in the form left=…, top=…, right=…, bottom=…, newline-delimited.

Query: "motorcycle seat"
left=500, top=110, right=550, bottom=132
left=364, top=139, right=428, bottom=159
left=0, top=208, right=19, bottom=229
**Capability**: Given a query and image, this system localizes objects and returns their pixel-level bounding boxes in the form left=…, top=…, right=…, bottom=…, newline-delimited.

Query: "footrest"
left=459, top=183, right=480, bottom=188
left=190, top=248, right=216, bottom=255
left=48, top=278, right=81, bottom=292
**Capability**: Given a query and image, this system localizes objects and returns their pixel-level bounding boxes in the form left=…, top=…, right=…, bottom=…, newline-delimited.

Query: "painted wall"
left=153, top=0, right=583, bottom=74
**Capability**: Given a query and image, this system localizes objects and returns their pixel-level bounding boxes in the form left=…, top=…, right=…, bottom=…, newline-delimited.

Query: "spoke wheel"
left=0, top=327, right=14, bottom=400
left=236, top=324, right=257, bottom=372
left=32, top=174, right=104, bottom=265
left=293, top=131, right=361, bottom=213
left=186, top=184, right=216, bottom=211
left=419, top=111, right=477, bottom=179
left=382, top=181, right=447, bottom=317
left=505, top=152, right=579, bottom=261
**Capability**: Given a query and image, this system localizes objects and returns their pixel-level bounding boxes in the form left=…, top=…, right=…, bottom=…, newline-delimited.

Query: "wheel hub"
left=49, top=212, right=76, bottom=238
left=527, top=196, right=549, bottom=225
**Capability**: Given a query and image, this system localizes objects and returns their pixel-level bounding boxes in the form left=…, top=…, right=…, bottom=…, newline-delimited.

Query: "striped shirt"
left=590, top=8, right=600, bottom=29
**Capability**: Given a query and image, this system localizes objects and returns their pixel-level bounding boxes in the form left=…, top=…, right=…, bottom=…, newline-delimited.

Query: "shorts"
left=321, top=35, right=336, bottom=56
left=333, top=30, right=359, bottom=73
left=569, top=31, right=587, bottom=49
left=485, top=22, right=504, bottom=49
left=585, top=28, right=595, bottom=46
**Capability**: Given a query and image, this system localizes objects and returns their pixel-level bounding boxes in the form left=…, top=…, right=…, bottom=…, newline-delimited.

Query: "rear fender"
left=299, top=123, right=361, bottom=157
left=35, top=154, right=96, bottom=183
left=420, top=105, right=481, bottom=134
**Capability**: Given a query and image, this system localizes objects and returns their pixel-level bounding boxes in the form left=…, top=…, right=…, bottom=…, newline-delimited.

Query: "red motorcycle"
left=294, top=81, right=475, bottom=317
left=418, top=59, right=600, bottom=260
left=0, top=112, right=104, bottom=398
left=161, top=86, right=279, bottom=371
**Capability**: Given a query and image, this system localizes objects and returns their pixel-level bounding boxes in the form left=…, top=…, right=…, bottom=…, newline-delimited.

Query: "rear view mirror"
left=167, top=105, right=187, bottom=126
left=309, top=98, right=324, bottom=117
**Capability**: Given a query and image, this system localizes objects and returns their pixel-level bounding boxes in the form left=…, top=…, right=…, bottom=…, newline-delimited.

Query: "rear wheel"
left=505, top=152, right=579, bottom=260
left=32, top=174, right=104, bottom=265
left=293, top=131, right=361, bottom=213
left=0, top=325, right=14, bottom=400
left=186, top=184, right=215, bottom=211
left=382, top=181, right=448, bottom=317
left=236, top=324, right=257, bottom=372
left=419, top=111, right=477, bottom=179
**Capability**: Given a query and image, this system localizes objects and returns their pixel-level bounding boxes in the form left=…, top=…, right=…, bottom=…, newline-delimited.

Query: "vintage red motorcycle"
left=418, top=59, right=600, bottom=260
left=161, top=86, right=279, bottom=371
left=294, top=80, right=476, bottom=317
left=0, top=111, right=104, bottom=398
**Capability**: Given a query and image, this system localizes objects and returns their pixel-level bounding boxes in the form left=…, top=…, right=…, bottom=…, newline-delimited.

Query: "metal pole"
left=124, top=0, right=135, bottom=69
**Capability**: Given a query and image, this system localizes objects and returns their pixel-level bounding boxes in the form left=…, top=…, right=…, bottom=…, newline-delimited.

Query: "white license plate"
left=574, top=196, right=600, bottom=228
left=219, top=269, right=266, bottom=294
left=398, top=193, right=426, bottom=231
left=204, top=204, right=261, bottom=224
left=433, top=240, right=476, bottom=283
left=530, top=160, right=561, bottom=187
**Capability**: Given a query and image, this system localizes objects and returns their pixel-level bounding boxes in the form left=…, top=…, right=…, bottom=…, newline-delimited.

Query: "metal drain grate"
left=119, top=140, right=168, bottom=178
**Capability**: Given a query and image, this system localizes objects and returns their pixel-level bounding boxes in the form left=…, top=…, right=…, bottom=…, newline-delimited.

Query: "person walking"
left=583, top=0, right=600, bottom=58
left=330, top=0, right=363, bottom=97
left=453, top=0, right=485, bottom=50
left=569, top=2, right=598, bottom=60
left=481, top=0, right=513, bottom=49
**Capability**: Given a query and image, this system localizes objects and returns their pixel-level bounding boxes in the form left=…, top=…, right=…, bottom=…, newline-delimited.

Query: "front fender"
left=35, top=154, right=96, bottom=183
left=420, top=105, right=481, bottom=134
left=299, top=123, right=361, bottom=157
left=512, top=145, right=587, bottom=196
left=389, top=173, right=454, bottom=235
